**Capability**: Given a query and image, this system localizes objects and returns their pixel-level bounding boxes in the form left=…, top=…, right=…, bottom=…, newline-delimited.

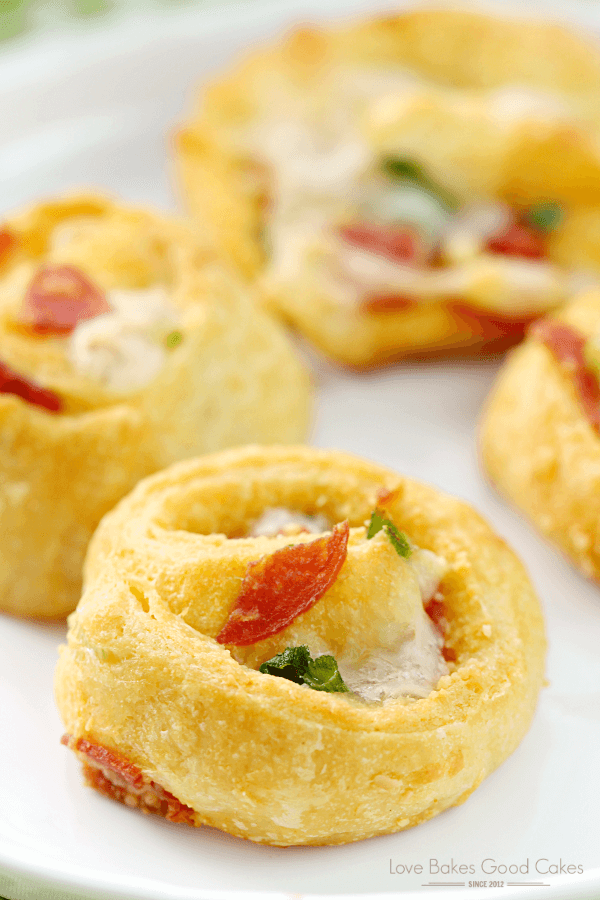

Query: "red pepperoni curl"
left=424, top=598, right=457, bottom=661
left=20, top=264, right=111, bottom=334
left=62, top=734, right=144, bottom=787
left=424, top=598, right=447, bottom=637
left=0, top=227, right=18, bottom=266
left=62, top=735, right=195, bottom=825
left=361, top=293, right=415, bottom=313
left=0, top=359, right=62, bottom=413
left=486, top=221, right=546, bottom=260
left=339, top=223, right=421, bottom=263
left=217, top=521, right=350, bottom=647
left=450, top=303, right=539, bottom=352
left=83, top=763, right=195, bottom=825
left=531, top=318, right=600, bottom=433
left=376, top=485, right=402, bottom=507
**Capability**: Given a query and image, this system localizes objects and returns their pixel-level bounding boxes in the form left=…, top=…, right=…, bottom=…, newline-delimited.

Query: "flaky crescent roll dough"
left=55, top=446, right=546, bottom=846
left=175, top=9, right=600, bottom=366
left=0, top=194, right=311, bottom=618
left=481, top=290, right=600, bottom=581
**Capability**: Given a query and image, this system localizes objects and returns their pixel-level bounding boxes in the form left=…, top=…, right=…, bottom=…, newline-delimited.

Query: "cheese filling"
left=250, top=507, right=331, bottom=537
left=69, top=286, right=180, bottom=393
left=251, top=507, right=449, bottom=702
left=335, top=545, right=448, bottom=702
left=243, top=69, right=579, bottom=316
left=332, top=242, right=564, bottom=315
left=488, top=86, right=573, bottom=124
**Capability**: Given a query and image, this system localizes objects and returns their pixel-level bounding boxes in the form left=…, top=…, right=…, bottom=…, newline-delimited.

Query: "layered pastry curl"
left=481, top=289, right=600, bottom=582
left=56, top=446, right=546, bottom=846
left=176, top=8, right=600, bottom=366
left=0, top=194, right=311, bottom=617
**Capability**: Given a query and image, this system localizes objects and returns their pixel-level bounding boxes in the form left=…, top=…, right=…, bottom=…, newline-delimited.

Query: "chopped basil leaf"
left=259, top=645, right=311, bottom=684
left=381, top=156, right=460, bottom=212
left=303, top=655, right=349, bottom=692
left=382, top=158, right=424, bottom=182
left=366, top=508, right=386, bottom=539
left=260, top=646, right=349, bottom=693
left=166, top=330, right=183, bottom=349
left=384, top=520, right=412, bottom=558
left=366, top=508, right=411, bottom=558
left=526, top=202, right=562, bottom=233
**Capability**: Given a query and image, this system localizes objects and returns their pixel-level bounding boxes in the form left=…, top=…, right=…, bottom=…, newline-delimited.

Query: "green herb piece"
left=366, top=508, right=411, bottom=558
left=303, top=654, right=349, bottom=692
left=166, top=330, right=183, bottom=349
left=526, top=202, right=563, bottom=233
left=366, top=507, right=386, bottom=539
left=381, top=156, right=460, bottom=212
left=382, top=158, right=424, bottom=182
left=259, top=645, right=311, bottom=684
left=383, top=520, right=412, bottom=558
left=260, top=646, right=349, bottom=693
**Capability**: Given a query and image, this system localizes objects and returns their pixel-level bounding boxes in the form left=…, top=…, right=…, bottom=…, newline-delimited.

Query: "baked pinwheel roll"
left=0, top=195, right=311, bottom=618
left=176, top=8, right=600, bottom=366
left=481, top=289, right=600, bottom=582
left=56, top=446, right=546, bottom=846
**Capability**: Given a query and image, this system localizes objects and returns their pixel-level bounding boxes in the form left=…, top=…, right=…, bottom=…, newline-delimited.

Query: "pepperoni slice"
left=62, top=735, right=195, bottom=825
left=531, top=318, right=600, bottom=432
left=0, top=359, right=62, bottom=413
left=62, top=734, right=144, bottom=787
left=0, top=227, right=17, bottom=266
left=217, top=521, right=350, bottom=646
left=339, top=224, right=421, bottom=263
left=359, top=294, right=534, bottom=352
left=424, top=598, right=447, bottom=636
left=424, top=597, right=456, bottom=661
left=450, top=303, right=538, bottom=352
left=20, top=264, right=111, bottom=334
left=486, top=221, right=546, bottom=260
left=376, top=485, right=402, bottom=507
left=361, top=293, right=416, bottom=313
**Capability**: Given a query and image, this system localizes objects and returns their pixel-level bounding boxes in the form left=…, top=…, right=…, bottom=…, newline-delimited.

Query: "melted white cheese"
left=249, top=511, right=449, bottom=702
left=250, top=507, right=330, bottom=537
left=336, top=540, right=449, bottom=703
left=332, top=240, right=563, bottom=315
left=370, top=182, right=451, bottom=251
left=337, top=610, right=447, bottom=702
left=69, top=286, right=179, bottom=393
left=409, top=547, right=448, bottom=604
left=443, top=202, right=512, bottom=264
left=247, top=66, right=576, bottom=316
left=489, top=86, right=572, bottom=124
left=246, top=68, right=425, bottom=282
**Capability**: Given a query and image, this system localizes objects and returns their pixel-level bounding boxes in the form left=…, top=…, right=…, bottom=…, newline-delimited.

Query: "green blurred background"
left=0, top=0, right=208, bottom=43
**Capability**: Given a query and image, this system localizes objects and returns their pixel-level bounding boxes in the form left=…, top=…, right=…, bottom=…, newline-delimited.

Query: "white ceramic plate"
left=1, top=2, right=600, bottom=899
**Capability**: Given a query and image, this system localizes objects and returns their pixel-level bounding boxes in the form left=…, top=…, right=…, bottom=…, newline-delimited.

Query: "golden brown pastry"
left=481, top=288, right=600, bottom=581
left=56, top=445, right=546, bottom=846
left=0, top=194, right=311, bottom=618
left=175, top=8, right=600, bottom=366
